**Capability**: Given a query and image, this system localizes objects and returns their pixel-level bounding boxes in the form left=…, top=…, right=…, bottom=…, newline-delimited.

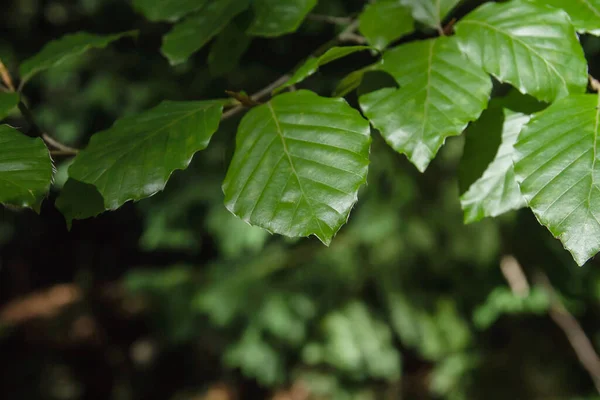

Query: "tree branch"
left=43, top=133, right=79, bottom=155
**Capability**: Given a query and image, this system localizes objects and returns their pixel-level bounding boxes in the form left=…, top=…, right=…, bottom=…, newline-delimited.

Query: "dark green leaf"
left=359, top=37, right=491, bottom=172
left=454, top=1, right=587, bottom=102
left=69, top=100, right=224, bottom=210
left=0, top=125, right=53, bottom=211
left=19, top=31, right=137, bottom=86
left=161, top=0, right=250, bottom=65
left=514, top=94, right=600, bottom=266
left=359, top=0, right=414, bottom=50
left=332, top=64, right=378, bottom=97
left=222, top=90, right=371, bottom=245
left=0, top=92, right=19, bottom=120
left=55, top=179, right=105, bottom=229
left=247, top=0, right=317, bottom=37
left=400, top=0, right=461, bottom=30
left=208, top=17, right=253, bottom=77
left=132, top=0, right=207, bottom=22
left=275, top=46, right=373, bottom=93
left=528, top=0, right=600, bottom=35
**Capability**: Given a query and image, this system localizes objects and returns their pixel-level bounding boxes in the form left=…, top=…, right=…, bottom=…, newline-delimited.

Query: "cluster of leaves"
left=2, top=1, right=600, bottom=266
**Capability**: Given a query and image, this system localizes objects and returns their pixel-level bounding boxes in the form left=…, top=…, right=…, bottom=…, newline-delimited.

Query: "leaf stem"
left=590, top=75, right=600, bottom=93
left=0, top=59, right=16, bottom=92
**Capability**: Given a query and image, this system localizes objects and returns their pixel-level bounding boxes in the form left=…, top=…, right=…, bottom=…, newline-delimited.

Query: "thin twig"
left=500, top=255, right=530, bottom=297
left=0, top=59, right=15, bottom=92
left=339, top=32, right=367, bottom=45
left=590, top=74, right=600, bottom=93
left=44, top=134, right=79, bottom=154
left=17, top=101, right=43, bottom=137
left=50, top=149, right=79, bottom=157
left=308, top=14, right=353, bottom=25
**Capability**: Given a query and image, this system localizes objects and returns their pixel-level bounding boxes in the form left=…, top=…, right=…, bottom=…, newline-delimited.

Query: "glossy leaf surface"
left=528, top=0, right=600, bottom=35
left=247, top=0, right=317, bottom=37
left=400, top=0, right=461, bottom=29
left=359, top=0, right=414, bottom=50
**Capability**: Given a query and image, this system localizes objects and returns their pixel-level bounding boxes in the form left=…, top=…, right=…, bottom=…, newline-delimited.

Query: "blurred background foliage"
left=3, top=0, right=600, bottom=399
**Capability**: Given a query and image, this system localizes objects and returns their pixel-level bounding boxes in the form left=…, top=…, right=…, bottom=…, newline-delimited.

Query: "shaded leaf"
left=69, top=100, right=224, bottom=210
left=132, top=0, right=207, bottom=22
left=454, top=1, right=587, bottom=102
left=208, top=16, right=253, bottom=77
left=161, top=0, right=250, bottom=65
left=0, top=125, right=53, bottom=211
left=528, top=0, right=600, bottom=35
left=359, top=0, right=414, bottom=50
left=222, top=90, right=371, bottom=245
left=0, top=92, right=19, bottom=120
left=247, top=0, right=317, bottom=37
left=275, top=46, right=373, bottom=93
left=400, top=0, right=461, bottom=30
left=359, top=37, right=491, bottom=172
left=514, top=94, right=600, bottom=266
left=19, top=31, right=136, bottom=86
left=55, top=178, right=105, bottom=229
left=332, top=64, right=378, bottom=97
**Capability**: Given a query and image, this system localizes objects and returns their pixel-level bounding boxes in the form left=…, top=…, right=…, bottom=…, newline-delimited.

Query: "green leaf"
left=132, top=0, right=207, bottom=22
left=161, top=0, right=250, bottom=65
left=454, top=1, right=587, bottom=103
left=400, top=0, right=461, bottom=30
left=55, top=179, right=105, bottom=229
left=222, top=90, right=371, bottom=245
left=275, top=46, right=373, bottom=93
left=0, top=92, right=19, bottom=120
left=359, top=0, right=414, bottom=50
left=528, top=0, right=600, bottom=35
left=19, top=31, right=136, bottom=86
left=247, top=0, right=317, bottom=37
left=359, top=37, right=491, bottom=172
left=69, top=100, right=224, bottom=210
left=513, top=94, right=600, bottom=266
left=332, top=64, right=378, bottom=97
left=0, top=125, right=53, bottom=211
left=208, top=16, right=252, bottom=77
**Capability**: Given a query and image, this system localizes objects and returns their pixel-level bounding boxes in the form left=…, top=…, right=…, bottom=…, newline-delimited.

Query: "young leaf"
left=275, top=46, right=373, bottom=93
left=454, top=1, right=587, bottom=103
left=247, top=0, right=317, bottom=37
left=208, top=17, right=253, bottom=77
left=359, top=37, right=491, bottom=172
left=513, top=94, right=600, bottom=266
left=527, top=0, right=600, bottom=35
left=359, top=0, right=414, bottom=50
left=400, top=0, right=461, bottom=30
left=55, top=179, right=105, bottom=229
left=68, top=100, right=224, bottom=210
left=161, top=0, right=250, bottom=65
left=222, top=90, right=371, bottom=245
left=19, top=31, right=137, bottom=86
left=0, top=92, right=19, bottom=120
left=132, top=0, right=207, bottom=22
left=0, top=125, right=53, bottom=211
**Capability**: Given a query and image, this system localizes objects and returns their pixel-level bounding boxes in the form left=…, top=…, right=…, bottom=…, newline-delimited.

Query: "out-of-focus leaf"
left=222, top=90, right=371, bottom=245
left=0, top=92, right=19, bottom=120
left=161, top=0, right=250, bottom=65
left=359, top=0, right=414, bottom=50
left=528, top=0, right=600, bottom=35
left=247, top=0, right=317, bottom=37
left=275, top=46, right=373, bottom=93
left=400, top=0, right=461, bottom=29
left=0, top=125, right=53, bottom=211
left=473, top=287, right=550, bottom=329
left=19, top=31, right=137, bottom=86
left=514, top=94, right=600, bottom=266
left=69, top=100, right=223, bottom=210
left=332, top=64, right=378, bottom=97
left=454, top=1, right=587, bottom=102
left=132, top=0, right=207, bottom=22
left=360, top=37, right=491, bottom=172
left=208, top=16, right=252, bottom=77
left=55, top=179, right=105, bottom=229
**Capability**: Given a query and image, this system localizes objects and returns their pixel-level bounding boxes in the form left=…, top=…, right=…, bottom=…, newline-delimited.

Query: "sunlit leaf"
left=132, top=0, right=207, bottom=22
left=247, top=0, right=317, bottom=37
left=454, top=1, right=587, bottom=102
left=359, top=0, right=414, bottom=50
left=0, top=125, right=53, bottom=211
left=223, top=90, right=371, bottom=245
left=360, top=37, right=491, bottom=172
left=69, top=100, right=224, bottom=210
left=400, top=0, right=461, bottom=30
left=19, top=31, right=137, bottom=86
left=528, top=0, right=600, bottom=35
left=0, top=92, right=19, bottom=120
left=514, top=94, right=600, bottom=266
left=55, top=178, right=105, bottom=229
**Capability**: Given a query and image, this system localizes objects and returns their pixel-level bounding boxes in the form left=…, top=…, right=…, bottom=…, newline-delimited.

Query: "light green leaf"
left=69, top=100, right=224, bottom=210
left=222, top=90, right=371, bottom=245
left=359, top=0, right=414, bottom=50
left=55, top=179, right=105, bottom=229
left=0, top=125, right=53, bottom=211
left=247, top=0, right=317, bottom=37
left=275, top=46, right=373, bottom=93
left=0, top=92, right=19, bottom=120
left=19, top=31, right=136, bottom=86
left=513, top=94, right=600, bottom=266
left=454, top=1, right=588, bottom=102
left=400, top=0, right=461, bottom=30
left=208, top=17, right=252, bottom=77
left=132, top=0, right=207, bottom=22
left=161, top=0, right=250, bottom=65
left=359, top=37, right=491, bottom=172
left=528, top=0, right=600, bottom=35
